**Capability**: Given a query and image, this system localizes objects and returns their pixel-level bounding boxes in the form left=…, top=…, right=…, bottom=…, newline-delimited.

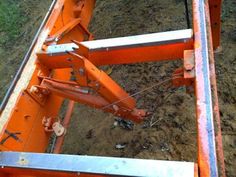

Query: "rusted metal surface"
left=205, top=1, right=226, bottom=176
left=193, top=0, right=221, bottom=176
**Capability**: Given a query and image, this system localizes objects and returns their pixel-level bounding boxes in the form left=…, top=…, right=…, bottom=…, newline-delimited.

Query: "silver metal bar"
left=0, top=152, right=196, bottom=177
left=43, top=29, right=193, bottom=56
left=47, top=43, right=79, bottom=55
left=82, top=29, right=193, bottom=51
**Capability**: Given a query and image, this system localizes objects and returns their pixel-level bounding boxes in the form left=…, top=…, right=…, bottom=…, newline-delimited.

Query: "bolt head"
left=184, top=64, right=193, bottom=71
left=30, top=86, right=39, bottom=93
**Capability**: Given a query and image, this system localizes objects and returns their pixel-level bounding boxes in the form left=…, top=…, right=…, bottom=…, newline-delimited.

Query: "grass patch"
left=0, top=0, right=28, bottom=101
left=0, top=0, right=28, bottom=47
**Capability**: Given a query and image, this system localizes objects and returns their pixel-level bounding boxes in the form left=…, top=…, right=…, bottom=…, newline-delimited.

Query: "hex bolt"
left=184, top=63, right=193, bottom=72
left=113, top=105, right=119, bottom=111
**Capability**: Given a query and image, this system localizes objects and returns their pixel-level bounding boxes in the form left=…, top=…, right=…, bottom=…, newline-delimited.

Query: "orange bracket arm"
left=37, top=29, right=193, bottom=69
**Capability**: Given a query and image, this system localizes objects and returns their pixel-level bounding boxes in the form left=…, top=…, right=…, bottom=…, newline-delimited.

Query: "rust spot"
left=17, top=154, right=29, bottom=166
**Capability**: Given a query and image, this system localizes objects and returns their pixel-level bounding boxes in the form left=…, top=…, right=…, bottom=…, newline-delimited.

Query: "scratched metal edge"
left=0, top=152, right=196, bottom=177
left=193, top=0, right=218, bottom=176
left=205, top=1, right=226, bottom=176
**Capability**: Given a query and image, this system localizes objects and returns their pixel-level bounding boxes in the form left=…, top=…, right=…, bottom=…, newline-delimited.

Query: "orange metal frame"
left=0, top=0, right=95, bottom=152
left=0, top=0, right=225, bottom=177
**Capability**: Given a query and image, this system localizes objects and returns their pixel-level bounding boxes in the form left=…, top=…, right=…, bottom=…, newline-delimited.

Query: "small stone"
left=115, top=144, right=126, bottom=149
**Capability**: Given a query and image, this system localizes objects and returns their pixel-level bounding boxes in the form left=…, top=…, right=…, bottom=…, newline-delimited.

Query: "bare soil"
left=0, top=0, right=235, bottom=176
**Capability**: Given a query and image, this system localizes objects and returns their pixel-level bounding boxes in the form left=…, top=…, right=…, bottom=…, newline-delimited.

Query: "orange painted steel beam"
left=208, top=0, right=222, bottom=49
left=88, top=42, right=193, bottom=65
left=38, top=44, right=189, bottom=69
left=45, top=18, right=82, bottom=43
left=193, top=0, right=225, bottom=176
left=37, top=29, right=193, bottom=69
left=1, top=168, right=108, bottom=177
left=206, top=1, right=226, bottom=176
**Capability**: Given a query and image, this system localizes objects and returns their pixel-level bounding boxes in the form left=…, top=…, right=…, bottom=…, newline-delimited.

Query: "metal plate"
left=0, top=152, right=196, bottom=177
left=82, top=29, right=193, bottom=51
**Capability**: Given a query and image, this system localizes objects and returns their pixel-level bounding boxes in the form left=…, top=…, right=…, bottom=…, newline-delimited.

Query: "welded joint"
left=172, top=50, right=195, bottom=88
left=28, top=85, right=50, bottom=105
left=184, top=50, right=195, bottom=79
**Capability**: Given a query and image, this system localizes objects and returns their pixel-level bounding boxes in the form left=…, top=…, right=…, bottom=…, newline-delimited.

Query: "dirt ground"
left=0, top=0, right=235, bottom=176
